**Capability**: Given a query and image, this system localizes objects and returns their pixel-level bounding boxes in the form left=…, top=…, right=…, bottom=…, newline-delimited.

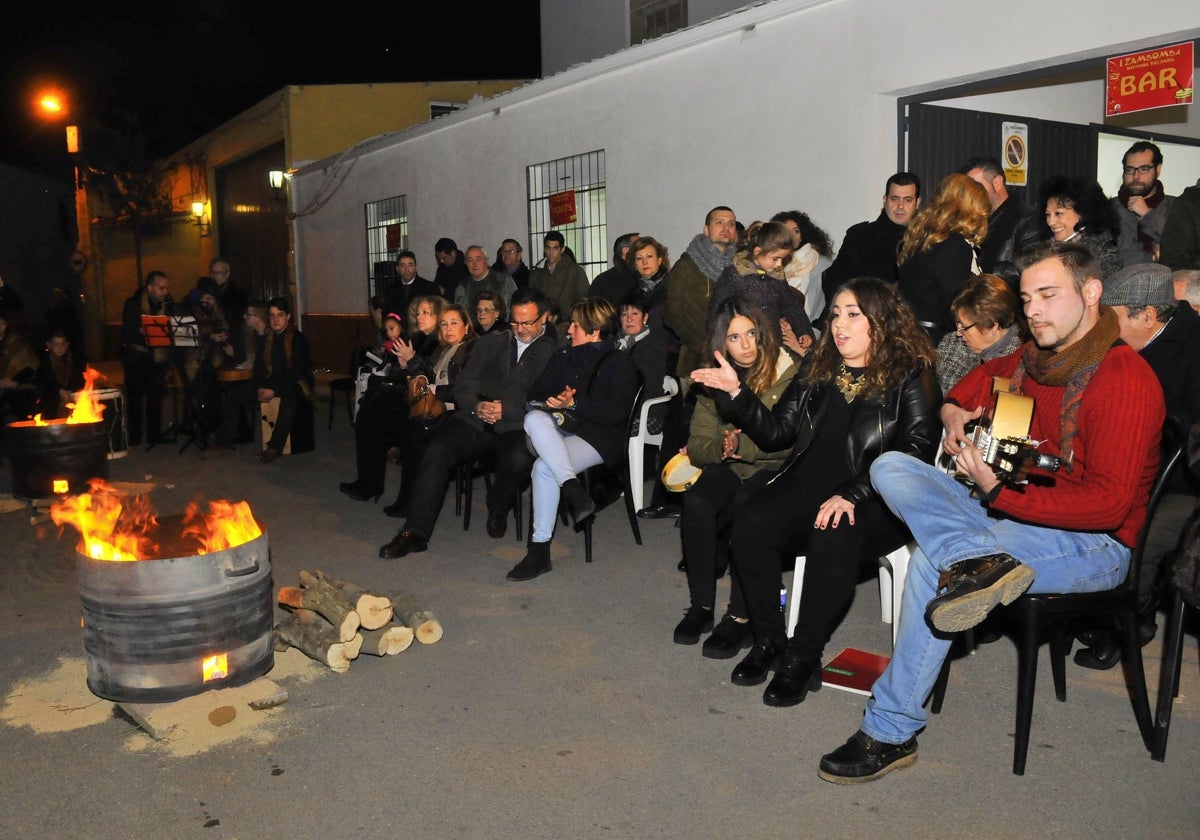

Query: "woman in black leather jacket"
left=691, top=277, right=941, bottom=707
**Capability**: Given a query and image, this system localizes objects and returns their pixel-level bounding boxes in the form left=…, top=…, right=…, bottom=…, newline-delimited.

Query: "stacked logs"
left=272, top=570, right=443, bottom=673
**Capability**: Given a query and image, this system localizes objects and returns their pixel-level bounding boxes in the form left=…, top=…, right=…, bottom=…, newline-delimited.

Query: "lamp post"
left=39, top=91, right=104, bottom=363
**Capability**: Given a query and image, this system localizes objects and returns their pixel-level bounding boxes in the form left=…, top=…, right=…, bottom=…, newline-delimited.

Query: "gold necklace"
left=836, top=362, right=864, bottom=402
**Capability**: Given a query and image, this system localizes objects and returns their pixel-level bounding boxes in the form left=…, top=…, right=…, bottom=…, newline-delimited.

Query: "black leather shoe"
left=383, top=500, right=407, bottom=518
left=926, top=553, right=1035, bottom=633
left=731, top=638, right=785, bottom=686
left=378, top=529, right=427, bottom=559
left=1073, top=618, right=1158, bottom=670
left=818, top=730, right=918, bottom=784
left=507, top=542, right=552, bottom=581
left=637, top=504, right=681, bottom=520
left=703, top=613, right=753, bottom=659
left=763, top=651, right=823, bottom=707
left=486, top=510, right=508, bottom=539
left=340, top=481, right=382, bottom=502
left=560, top=479, right=595, bottom=529
left=673, top=606, right=714, bottom=645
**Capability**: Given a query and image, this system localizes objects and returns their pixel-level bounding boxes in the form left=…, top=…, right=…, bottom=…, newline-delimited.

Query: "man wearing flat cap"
left=1073, top=262, right=1200, bottom=669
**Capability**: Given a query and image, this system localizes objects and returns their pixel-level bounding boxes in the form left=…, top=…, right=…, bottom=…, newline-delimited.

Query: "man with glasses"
left=455, top=245, right=517, bottom=315
left=1111, top=141, right=1175, bottom=269
left=379, top=287, right=559, bottom=557
left=492, top=238, right=531, bottom=290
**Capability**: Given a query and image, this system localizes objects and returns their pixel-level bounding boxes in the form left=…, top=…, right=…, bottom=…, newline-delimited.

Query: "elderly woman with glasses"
left=934, top=273, right=1025, bottom=393
left=473, top=290, right=508, bottom=335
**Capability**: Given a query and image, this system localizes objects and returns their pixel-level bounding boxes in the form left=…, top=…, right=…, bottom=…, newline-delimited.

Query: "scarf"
left=1118, top=179, right=1167, bottom=256
left=784, top=243, right=820, bottom=290
left=684, top=233, right=735, bottom=281
left=1008, top=306, right=1120, bottom=471
left=617, top=326, right=649, bottom=352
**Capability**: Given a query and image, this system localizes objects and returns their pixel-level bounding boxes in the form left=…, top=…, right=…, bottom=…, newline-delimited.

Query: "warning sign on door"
left=1002, top=122, right=1028, bottom=187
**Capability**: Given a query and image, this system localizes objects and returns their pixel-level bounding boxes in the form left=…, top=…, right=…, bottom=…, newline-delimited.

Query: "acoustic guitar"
left=940, top=378, right=1061, bottom=491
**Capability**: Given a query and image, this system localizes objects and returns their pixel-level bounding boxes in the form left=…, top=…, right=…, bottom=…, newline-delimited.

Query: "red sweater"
left=948, top=343, right=1164, bottom=548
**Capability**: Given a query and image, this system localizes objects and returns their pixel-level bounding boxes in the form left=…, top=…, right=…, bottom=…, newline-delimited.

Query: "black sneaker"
left=818, top=730, right=918, bottom=784
left=702, top=613, right=752, bottom=659
left=673, top=606, right=713, bottom=645
left=925, top=553, right=1035, bottom=633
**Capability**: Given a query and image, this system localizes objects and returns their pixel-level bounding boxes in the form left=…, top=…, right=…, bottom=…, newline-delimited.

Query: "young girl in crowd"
left=708, top=221, right=814, bottom=358
left=673, top=297, right=800, bottom=659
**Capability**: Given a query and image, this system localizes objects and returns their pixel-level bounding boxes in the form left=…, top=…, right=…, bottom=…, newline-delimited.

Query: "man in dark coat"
left=819, top=172, right=921, bottom=324
left=382, top=250, right=437, bottom=320
left=589, top=232, right=641, bottom=306
left=961, top=155, right=1043, bottom=288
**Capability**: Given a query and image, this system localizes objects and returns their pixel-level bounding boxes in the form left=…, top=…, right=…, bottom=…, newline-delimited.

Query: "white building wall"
left=293, top=0, right=1200, bottom=317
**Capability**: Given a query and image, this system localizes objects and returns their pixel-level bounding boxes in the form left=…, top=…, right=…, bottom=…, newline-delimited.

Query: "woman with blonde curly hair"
left=690, top=277, right=942, bottom=707
left=897, top=172, right=991, bottom=344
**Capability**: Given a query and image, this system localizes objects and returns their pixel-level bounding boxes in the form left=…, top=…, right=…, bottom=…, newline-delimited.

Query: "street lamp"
left=36, top=89, right=104, bottom=363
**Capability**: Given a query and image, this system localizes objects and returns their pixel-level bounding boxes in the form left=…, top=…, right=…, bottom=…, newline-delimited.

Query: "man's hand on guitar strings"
left=940, top=403, right=984, bottom=457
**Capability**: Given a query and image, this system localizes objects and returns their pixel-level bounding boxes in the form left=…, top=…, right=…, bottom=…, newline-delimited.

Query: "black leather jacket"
left=714, top=363, right=942, bottom=505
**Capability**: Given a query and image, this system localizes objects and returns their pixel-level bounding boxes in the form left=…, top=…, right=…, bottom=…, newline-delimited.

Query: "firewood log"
left=311, top=570, right=394, bottom=630
left=273, top=609, right=361, bottom=673
left=391, top=590, right=443, bottom=644
left=358, top=623, right=415, bottom=656
left=277, top=571, right=360, bottom=642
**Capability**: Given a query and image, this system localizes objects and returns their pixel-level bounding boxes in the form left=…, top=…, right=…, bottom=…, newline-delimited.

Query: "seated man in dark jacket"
left=254, top=297, right=314, bottom=462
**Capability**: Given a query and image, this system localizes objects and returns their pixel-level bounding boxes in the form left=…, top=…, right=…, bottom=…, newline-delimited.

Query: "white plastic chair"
left=786, top=542, right=915, bottom=650
left=627, top=376, right=679, bottom=513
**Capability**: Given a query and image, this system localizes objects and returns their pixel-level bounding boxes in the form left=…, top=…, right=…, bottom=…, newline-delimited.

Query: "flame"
left=202, top=654, right=229, bottom=682
left=53, top=479, right=69, bottom=494
left=183, top=499, right=263, bottom=553
left=50, top=478, right=158, bottom=561
left=65, top=367, right=105, bottom=424
left=50, top=478, right=261, bottom=561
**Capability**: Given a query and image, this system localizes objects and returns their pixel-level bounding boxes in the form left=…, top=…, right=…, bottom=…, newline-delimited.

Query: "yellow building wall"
left=283, top=81, right=528, bottom=165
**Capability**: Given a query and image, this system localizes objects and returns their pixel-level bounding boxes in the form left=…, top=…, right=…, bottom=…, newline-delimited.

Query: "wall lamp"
left=192, top=201, right=211, bottom=237
left=268, top=170, right=288, bottom=206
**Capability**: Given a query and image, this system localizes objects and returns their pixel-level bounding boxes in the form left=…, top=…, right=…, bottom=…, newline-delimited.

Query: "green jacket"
left=687, top=351, right=798, bottom=480
left=663, top=253, right=712, bottom=379
left=529, top=253, right=590, bottom=314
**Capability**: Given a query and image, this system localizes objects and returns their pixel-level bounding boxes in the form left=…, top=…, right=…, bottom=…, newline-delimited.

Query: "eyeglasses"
left=1122, top=164, right=1156, bottom=176
left=500, top=248, right=520, bottom=255
left=510, top=318, right=541, bottom=328
left=954, top=322, right=978, bottom=336
left=476, top=307, right=497, bottom=314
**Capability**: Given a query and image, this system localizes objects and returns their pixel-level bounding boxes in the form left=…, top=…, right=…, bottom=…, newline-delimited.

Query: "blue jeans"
left=525, top=411, right=602, bottom=543
left=860, top=452, right=1130, bottom=745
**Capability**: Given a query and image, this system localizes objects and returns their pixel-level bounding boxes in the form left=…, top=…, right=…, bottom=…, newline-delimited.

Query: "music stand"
left=141, top=313, right=199, bottom=450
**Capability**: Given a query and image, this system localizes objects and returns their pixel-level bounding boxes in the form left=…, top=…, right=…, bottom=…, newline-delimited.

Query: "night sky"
left=0, top=2, right=542, bottom=182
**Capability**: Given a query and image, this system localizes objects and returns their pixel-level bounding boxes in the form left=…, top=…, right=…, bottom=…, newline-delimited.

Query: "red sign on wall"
left=548, top=190, right=578, bottom=226
left=1106, top=42, right=1193, bottom=117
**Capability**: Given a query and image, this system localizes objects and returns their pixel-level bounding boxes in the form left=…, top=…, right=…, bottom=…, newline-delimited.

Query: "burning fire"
left=50, top=478, right=262, bottom=561
left=11, top=367, right=105, bottom=428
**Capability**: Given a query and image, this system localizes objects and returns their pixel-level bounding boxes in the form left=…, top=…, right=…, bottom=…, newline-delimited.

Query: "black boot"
left=762, top=650, right=823, bottom=707
left=507, top=541, right=553, bottom=581
left=560, top=478, right=595, bottom=529
left=731, top=637, right=786, bottom=686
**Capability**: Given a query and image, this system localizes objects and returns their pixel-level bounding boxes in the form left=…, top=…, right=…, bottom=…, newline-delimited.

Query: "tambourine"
left=661, top=452, right=702, bottom=493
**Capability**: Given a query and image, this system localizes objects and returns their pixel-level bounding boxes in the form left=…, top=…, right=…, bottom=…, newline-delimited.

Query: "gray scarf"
left=684, top=233, right=734, bottom=281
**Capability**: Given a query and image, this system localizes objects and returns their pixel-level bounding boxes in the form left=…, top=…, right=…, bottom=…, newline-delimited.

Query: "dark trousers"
left=353, top=391, right=411, bottom=493
left=403, top=417, right=533, bottom=541
left=731, top=465, right=909, bottom=659
left=218, top=379, right=257, bottom=444
left=681, top=464, right=767, bottom=615
left=122, top=354, right=166, bottom=444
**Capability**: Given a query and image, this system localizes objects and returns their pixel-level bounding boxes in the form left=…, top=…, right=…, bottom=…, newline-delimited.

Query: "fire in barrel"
left=8, top=367, right=108, bottom=499
left=51, top=479, right=275, bottom=703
